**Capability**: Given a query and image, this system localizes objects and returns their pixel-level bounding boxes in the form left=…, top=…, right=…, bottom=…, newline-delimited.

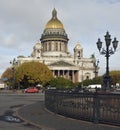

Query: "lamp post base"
left=102, top=75, right=111, bottom=91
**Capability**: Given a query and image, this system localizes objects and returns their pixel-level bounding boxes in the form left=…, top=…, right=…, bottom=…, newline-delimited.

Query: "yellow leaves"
left=109, top=70, right=120, bottom=84
left=1, top=67, right=13, bottom=80
left=110, top=70, right=120, bottom=76
left=15, top=61, right=54, bottom=86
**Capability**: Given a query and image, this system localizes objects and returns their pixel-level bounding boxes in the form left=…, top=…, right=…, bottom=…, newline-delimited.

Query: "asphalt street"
left=0, top=92, right=120, bottom=130
left=0, top=93, right=44, bottom=130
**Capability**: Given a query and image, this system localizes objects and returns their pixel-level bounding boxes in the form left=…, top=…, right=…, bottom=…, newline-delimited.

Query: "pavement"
left=17, top=101, right=120, bottom=130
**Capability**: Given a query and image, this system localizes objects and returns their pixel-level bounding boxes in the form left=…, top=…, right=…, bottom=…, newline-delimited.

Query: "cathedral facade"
left=17, top=9, right=98, bottom=83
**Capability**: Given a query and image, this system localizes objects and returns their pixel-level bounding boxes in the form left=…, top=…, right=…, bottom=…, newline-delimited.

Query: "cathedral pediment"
left=49, top=60, right=74, bottom=67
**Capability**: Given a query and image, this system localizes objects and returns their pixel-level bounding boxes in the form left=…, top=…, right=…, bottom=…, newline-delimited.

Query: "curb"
left=16, top=101, right=120, bottom=130
left=16, top=102, right=55, bottom=130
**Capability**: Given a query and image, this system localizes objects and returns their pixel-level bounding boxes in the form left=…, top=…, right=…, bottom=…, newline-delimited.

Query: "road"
left=0, top=92, right=119, bottom=130
left=0, top=92, right=44, bottom=130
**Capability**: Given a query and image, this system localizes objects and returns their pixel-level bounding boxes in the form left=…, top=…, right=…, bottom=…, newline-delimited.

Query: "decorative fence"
left=45, top=90, right=120, bottom=126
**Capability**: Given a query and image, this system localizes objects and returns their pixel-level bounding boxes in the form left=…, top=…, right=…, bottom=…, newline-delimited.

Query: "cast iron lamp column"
left=96, top=32, right=118, bottom=91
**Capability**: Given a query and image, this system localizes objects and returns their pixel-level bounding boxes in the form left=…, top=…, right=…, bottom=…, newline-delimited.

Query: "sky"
left=0, top=0, right=120, bottom=77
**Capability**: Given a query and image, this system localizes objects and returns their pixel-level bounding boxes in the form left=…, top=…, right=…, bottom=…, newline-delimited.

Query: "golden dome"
left=45, top=8, right=64, bottom=29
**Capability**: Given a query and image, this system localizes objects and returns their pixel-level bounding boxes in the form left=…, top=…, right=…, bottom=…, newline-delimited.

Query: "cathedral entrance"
left=52, top=70, right=78, bottom=83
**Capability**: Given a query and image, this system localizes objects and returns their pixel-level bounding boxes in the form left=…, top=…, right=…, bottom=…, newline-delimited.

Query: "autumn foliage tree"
left=15, top=61, right=54, bottom=88
left=1, top=67, right=15, bottom=88
left=110, top=70, right=120, bottom=85
left=1, top=68, right=13, bottom=80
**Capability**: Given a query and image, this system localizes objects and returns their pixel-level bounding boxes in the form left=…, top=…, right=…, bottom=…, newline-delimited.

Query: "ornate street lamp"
left=96, top=32, right=118, bottom=91
left=10, top=58, right=18, bottom=89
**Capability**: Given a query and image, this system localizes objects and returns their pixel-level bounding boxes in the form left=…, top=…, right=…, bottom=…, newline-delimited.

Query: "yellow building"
left=17, top=8, right=98, bottom=83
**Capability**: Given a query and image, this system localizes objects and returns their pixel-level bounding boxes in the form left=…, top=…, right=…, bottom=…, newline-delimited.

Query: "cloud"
left=0, top=33, right=16, bottom=47
left=0, top=0, right=120, bottom=76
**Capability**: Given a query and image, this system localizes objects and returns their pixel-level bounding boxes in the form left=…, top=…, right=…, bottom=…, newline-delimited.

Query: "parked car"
left=24, top=87, right=39, bottom=93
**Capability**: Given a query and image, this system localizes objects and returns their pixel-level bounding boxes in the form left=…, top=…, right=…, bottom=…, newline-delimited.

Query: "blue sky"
left=0, top=0, right=120, bottom=76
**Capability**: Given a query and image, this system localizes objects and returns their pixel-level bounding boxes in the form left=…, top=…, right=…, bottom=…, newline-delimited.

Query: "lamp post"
left=10, top=58, right=18, bottom=89
left=96, top=32, right=118, bottom=91
left=94, top=59, right=99, bottom=78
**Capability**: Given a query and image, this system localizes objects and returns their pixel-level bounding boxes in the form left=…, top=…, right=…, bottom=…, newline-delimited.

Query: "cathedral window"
left=86, top=76, right=89, bottom=79
left=85, top=73, right=91, bottom=80
left=37, top=49, right=40, bottom=53
left=78, top=51, right=80, bottom=59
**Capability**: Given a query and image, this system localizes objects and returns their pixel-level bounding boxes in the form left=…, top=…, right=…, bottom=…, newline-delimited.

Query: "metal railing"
left=45, top=90, right=120, bottom=126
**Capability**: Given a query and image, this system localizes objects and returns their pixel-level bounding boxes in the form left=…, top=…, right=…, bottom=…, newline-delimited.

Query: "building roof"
left=49, top=60, right=74, bottom=67
left=45, top=8, right=64, bottom=29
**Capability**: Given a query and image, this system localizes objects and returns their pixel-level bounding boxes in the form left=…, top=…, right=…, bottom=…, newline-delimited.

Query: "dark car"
left=24, top=87, right=39, bottom=93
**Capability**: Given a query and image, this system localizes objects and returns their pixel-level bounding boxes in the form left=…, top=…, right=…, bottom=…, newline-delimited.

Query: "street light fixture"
left=10, top=58, right=18, bottom=89
left=96, top=32, right=118, bottom=91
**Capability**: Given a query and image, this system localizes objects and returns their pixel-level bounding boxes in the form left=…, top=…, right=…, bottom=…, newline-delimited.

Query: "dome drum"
left=40, top=39, right=68, bottom=44
left=43, top=28, right=67, bottom=36
left=41, top=34, right=68, bottom=42
left=41, top=28, right=69, bottom=43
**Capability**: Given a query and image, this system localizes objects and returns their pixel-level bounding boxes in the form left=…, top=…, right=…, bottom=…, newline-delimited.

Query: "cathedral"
left=17, top=8, right=98, bottom=83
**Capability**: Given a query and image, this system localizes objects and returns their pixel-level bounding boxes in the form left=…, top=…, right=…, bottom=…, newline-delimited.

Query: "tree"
left=1, top=68, right=13, bottom=80
left=1, top=67, right=14, bottom=88
left=76, top=75, right=103, bottom=88
left=92, top=76, right=103, bottom=84
left=48, top=77, right=74, bottom=89
left=15, top=61, right=54, bottom=88
left=78, top=70, right=120, bottom=88
left=110, top=71, right=120, bottom=85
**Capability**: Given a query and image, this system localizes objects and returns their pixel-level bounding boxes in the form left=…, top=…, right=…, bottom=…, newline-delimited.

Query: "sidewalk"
left=17, top=101, right=120, bottom=130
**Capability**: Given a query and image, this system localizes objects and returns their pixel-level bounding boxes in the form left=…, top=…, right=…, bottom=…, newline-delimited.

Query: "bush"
left=48, top=77, right=74, bottom=89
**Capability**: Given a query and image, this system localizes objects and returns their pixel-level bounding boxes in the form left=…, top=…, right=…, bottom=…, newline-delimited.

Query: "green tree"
left=15, top=61, right=54, bottom=88
left=78, top=70, right=120, bottom=87
left=77, top=76, right=102, bottom=88
left=92, top=76, right=103, bottom=84
left=48, top=77, right=74, bottom=89
left=110, top=70, right=120, bottom=85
